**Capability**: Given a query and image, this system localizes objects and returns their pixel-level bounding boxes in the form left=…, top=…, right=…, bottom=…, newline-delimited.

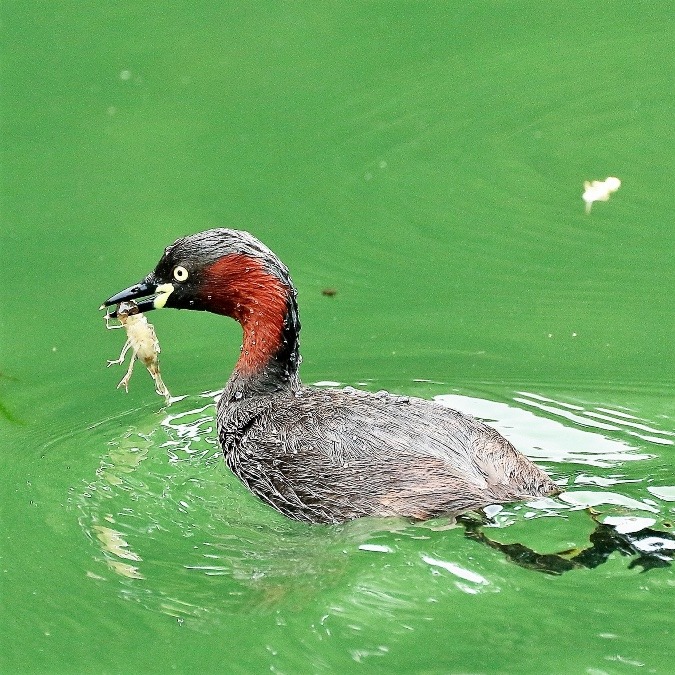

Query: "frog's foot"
left=116, top=375, right=131, bottom=392
left=151, top=373, right=171, bottom=401
left=107, top=358, right=124, bottom=367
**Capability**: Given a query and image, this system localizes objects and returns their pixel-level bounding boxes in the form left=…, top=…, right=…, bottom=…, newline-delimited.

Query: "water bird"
left=102, top=229, right=559, bottom=524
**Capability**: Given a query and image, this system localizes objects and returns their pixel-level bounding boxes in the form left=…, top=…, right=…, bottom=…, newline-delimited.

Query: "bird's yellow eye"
left=173, top=266, right=189, bottom=282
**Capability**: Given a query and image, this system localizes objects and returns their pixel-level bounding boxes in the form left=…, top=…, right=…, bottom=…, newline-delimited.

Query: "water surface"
left=2, top=1, right=673, bottom=672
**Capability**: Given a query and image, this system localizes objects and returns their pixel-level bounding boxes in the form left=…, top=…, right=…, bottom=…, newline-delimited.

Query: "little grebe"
left=102, top=229, right=559, bottom=523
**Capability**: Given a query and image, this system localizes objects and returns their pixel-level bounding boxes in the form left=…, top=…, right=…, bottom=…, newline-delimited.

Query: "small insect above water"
left=104, top=300, right=171, bottom=403
left=582, top=176, right=621, bottom=214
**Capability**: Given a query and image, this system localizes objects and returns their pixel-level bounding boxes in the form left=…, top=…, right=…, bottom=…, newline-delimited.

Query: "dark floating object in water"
left=321, top=288, right=337, bottom=297
left=101, top=228, right=559, bottom=524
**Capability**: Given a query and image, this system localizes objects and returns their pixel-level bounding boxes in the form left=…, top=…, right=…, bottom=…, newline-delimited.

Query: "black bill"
left=100, top=279, right=158, bottom=317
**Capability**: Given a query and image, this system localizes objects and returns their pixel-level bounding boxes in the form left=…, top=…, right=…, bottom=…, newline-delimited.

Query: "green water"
left=2, top=1, right=674, bottom=672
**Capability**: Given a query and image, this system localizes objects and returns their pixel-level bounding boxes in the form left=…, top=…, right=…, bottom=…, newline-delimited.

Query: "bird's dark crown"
left=151, top=228, right=292, bottom=289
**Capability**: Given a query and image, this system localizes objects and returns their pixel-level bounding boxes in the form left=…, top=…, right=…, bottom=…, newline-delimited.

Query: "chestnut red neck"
left=200, top=253, right=301, bottom=397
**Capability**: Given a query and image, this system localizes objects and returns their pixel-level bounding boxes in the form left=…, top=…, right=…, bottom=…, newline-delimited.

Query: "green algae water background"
left=2, top=1, right=674, bottom=672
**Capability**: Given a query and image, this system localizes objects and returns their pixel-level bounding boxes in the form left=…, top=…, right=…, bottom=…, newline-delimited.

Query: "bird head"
left=101, top=229, right=295, bottom=322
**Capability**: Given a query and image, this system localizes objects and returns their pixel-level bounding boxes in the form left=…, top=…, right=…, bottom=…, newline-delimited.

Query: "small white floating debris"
left=582, top=176, right=621, bottom=214
left=358, top=544, right=393, bottom=553
left=313, top=380, right=341, bottom=387
left=603, top=516, right=656, bottom=534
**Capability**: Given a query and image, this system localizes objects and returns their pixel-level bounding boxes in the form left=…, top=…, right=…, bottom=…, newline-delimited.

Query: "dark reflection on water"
left=462, top=513, right=675, bottom=575
left=68, top=385, right=674, bottom=628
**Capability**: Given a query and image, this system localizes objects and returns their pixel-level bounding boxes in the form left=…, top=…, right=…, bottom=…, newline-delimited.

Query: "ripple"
left=559, top=490, right=659, bottom=513
left=64, top=384, right=673, bottom=620
left=435, top=393, right=652, bottom=467
left=435, top=390, right=673, bottom=543
left=647, top=486, right=675, bottom=502
left=421, top=555, right=491, bottom=588
left=603, top=516, right=656, bottom=534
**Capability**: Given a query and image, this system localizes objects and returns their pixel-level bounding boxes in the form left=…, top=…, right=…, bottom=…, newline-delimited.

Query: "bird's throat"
left=201, top=253, right=301, bottom=394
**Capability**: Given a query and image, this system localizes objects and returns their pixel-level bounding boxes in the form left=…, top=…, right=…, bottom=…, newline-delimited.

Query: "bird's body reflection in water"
left=460, top=512, right=675, bottom=574
left=436, top=391, right=674, bottom=574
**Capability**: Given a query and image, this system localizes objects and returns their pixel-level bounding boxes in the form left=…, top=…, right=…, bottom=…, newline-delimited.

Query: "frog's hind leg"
left=145, top=361, right=171, bottom=403
left=108, top=340, right=132, bottom=367
left=117, top=353, right=137, bottom=392
left=152, top=373, right=171, bottom=402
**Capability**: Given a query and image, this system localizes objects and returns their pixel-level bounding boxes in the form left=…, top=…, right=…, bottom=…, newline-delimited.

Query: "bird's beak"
left=99, top=278, right=175, bottom=316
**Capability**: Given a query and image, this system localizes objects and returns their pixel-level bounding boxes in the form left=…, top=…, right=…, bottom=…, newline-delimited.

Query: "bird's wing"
left=232, top=390, right=512, bottom=518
